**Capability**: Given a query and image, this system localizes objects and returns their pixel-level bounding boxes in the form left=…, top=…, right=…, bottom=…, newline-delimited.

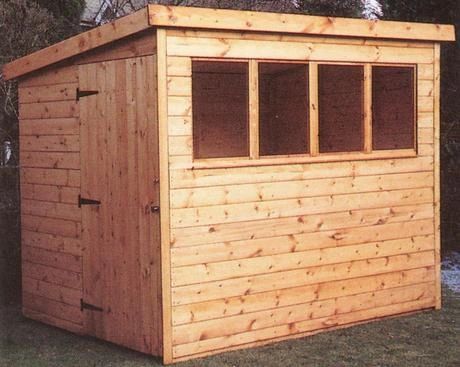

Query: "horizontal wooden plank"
left=418, top=64, right=434, bottom=80
left=172, top=266, right=434, bottom=325
left=20, top=118, right=79, bottom=136
left=419, top=97, right=434, bottom=113
left=23, top=261, right=82, bottom=290
left=3, top=7, right=150, bottom=80
left=21, top=168, right=80, bottom=187
left=171, top=171, right=433, bottom=209
left=21, top=199, right=80, bottom=222
left=168, top=116, right=192, bottom=136
left=167, top=36, right=435, bottom=64
left=19, top=83, right=77, bottom=104
left=22, top=215, right=80, bottom=238
left=173, top=282, right=434, bottom=345
left=181, top=153, right=422, bottom=172
left=21, top=184, right=79, bottom=204
left=23, top=307, right=83, bottom=334
left=20, top=135, right=79, bottom=152
left=75, top=29, right=156, bottom=65
left=419, top=128, right=434, bottom=144
left=19, top=64, right=78, bottom=88
left=19, top=101, right=78, bottom=120
left=167, top=56, right=192, bottom=77
left=171, top=188, right=433, bottom=228
left=169, top=136, right=193, bottom=156
left=172, top=250, right=435, bottom=306
left=171, top=219, right=434, bottom=267
left=59, top=187, right=79, bottom=204
left=21, top=152, right=80, bottom=169
left=418, top=144, right=434, bottom=157
left=418, top=80, right=434, bottom=97
left=418, top=112, right=434, bottom=128
left=22, top=245, right=81, bottom=273
left=168, top=96, right=192, bottom=116
left=67, top=170, right=80, bottom=188
left=23, top=276, right=82, bottom=306
left=168, top=76, right=192, bottom=96
left=172, top=296, right=435, bottom=357
left=21, top=184, right=60, bottom=202
left=23, top=291, right=83, bottom=325
left=172, top=235, right=434, bottom=286
left=149, top=5, right=454, bottom=42
left=171, top=204, right=433, bottom=247
left=22, top=230, right=82, bottom=256
left=167, top=29, right=435, bottom=49
left=169, top=157, right=434, bottom=188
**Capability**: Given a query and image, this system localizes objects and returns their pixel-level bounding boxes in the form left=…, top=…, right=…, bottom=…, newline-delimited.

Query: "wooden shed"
left=3, top=5, right=455, bottom=364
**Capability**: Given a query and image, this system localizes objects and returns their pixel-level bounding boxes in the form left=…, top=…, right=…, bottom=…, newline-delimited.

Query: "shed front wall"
left=164, top=30, right=439, bottom=361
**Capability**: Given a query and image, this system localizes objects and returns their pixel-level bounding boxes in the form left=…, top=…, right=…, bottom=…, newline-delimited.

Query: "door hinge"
left=78, top=195, right=101, bottom=208
left=80, top=299, right=104, bottom=312
left=76, top=88, right=99, bottom=101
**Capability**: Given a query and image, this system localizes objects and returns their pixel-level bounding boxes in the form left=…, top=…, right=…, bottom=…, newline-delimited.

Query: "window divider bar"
left=309, top=62, right=319, bottom=156
left=364, top=64, right=373, bottom=153
left=249, top=59, right=259, bottom=159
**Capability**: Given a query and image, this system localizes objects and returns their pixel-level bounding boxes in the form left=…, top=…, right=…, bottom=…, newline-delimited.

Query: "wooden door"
left=79, top=56, right=162, bottom=355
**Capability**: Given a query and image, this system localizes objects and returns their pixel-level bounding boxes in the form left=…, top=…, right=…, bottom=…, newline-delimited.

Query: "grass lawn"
left=0, top=287, right=459, bottom=367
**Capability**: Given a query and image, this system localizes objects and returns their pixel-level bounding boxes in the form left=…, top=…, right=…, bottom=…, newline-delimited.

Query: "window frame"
left=257, top=60, right=311, bottom=158
left=370, top=64, right=418, bottom=151
left=191, top=58, right=251, bottom=161
left=316, top=62, right=366, bottom=155
left=189, top=58, right=418, bottom=169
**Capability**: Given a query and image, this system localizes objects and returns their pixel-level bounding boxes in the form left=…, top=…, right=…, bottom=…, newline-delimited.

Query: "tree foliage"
left=383, top=0, right=458, bottom=24
left=34, top=0, right=86, bottom=28
left=295, top=0, right=362, bottom=17
left=106, top=0, right=383, bottom=19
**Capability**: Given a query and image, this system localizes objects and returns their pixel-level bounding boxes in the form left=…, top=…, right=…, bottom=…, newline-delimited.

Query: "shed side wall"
left=165, top=30, right=437, bottom=361
left=19, top=63, right=83, bottom=333
left=18, top=30, right=160, bottom=344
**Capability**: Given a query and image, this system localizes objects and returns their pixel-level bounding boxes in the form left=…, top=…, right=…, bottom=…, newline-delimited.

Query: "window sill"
left=188, top=149, right=417, bottom=170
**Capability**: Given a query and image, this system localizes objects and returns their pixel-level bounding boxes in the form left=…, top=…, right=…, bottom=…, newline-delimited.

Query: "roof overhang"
left=2, top=7, right=150, bottom=81
left=3, top=5, right=456, bottom=81
left=148, top=5, right=456, bottom=42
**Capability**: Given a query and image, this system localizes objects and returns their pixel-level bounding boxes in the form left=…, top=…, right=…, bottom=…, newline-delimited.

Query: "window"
left=259, top=62, right=309, bottom=156
left=372, top=66, right=415, bottom=150
left=190, top=59, right=417, bottom=165
left=318, top=64, right=364, bottom=153
left=192, top=61, right=249, bottom=159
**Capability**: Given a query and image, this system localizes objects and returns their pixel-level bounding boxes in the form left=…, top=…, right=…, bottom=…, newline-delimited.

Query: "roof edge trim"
left=148, top=5, right=455, bottom=43
left=3, top=7, right=150, bottom=81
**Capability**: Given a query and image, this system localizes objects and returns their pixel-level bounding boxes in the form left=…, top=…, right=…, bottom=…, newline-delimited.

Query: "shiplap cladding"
left=19, top=63, right=84, bottom=333
left=17, top=30, right=160, bottom=346
left=165, top=29, right=437, bottom=360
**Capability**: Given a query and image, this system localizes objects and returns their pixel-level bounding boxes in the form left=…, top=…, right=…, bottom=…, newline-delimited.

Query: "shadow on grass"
left=1, top=287, right=459, bottom=367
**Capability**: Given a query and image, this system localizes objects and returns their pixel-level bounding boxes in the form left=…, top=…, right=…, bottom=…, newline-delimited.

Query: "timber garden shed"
left=3, top=5, right=455, bottom=364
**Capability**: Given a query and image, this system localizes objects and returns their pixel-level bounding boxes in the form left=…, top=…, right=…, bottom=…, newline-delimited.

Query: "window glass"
left=259, top=63, right=309, bottom=156
left=192, top=61, right=249, bottom=159
left=318, top=64, right=364, bottom=153
left=372, top=66, right=415, bottom=150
